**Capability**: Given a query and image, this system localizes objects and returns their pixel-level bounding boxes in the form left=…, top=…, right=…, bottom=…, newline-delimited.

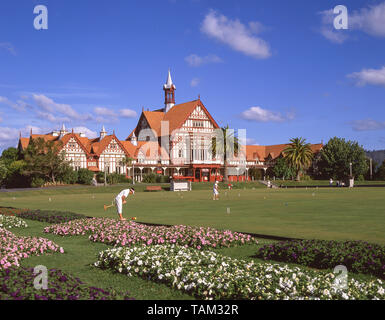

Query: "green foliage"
left=256, top=239, right=385, bottom=279
left=283, top=137, right=313, bottom=181
left=248, top=167, right=263, bottom=180
left=22, top=137, right=68, bottom=184
left=58, top=166, right=78, bottom=184
left=211, top=125, right=240, bottom=182
left=96, top=171, right=105, bottom=183
left=317, top=137, right=369, bottom=180
left=156, top=175, right=170, bottom=183
left=5, top=160, right=29, bottom=188
left=0, top=160, right=7, bottom=185
left=142, top=173, right=157, bottom=183
left=272, top=157, right=296, bottom=180
left=376, top=160, right=385, bottom=180
left=77, top=168, right=94, bottom=185
left=0, top=147, right=19, bottom=166
left=30, top=177, right=45, bottom=188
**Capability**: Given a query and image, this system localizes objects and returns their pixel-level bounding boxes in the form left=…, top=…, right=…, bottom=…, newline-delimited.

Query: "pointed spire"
left=30, top=128, right=32, bottom=136
left=72, top=128, right=74, bottom=133
left=101, top=125, right=106, bottom=132
left=61, top=123, right=66, bottom=131
left=19, top=131, right=21, bottom=139
left=166, top=69, right=173, bottom=87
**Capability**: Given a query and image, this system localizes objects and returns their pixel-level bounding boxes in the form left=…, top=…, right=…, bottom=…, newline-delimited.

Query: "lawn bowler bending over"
left=114, top=188, right=135, bottom=221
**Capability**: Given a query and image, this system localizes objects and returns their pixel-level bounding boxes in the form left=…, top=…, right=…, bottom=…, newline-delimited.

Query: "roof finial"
left=198, top=94, right=200, bottom=100
left=113, top=129, right=115, bottom=135
left=72, top=128, right=74, bottom=133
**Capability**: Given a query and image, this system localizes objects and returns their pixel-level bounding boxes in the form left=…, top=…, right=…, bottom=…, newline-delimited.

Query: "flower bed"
left=0, top=207, right=88, bottom=224
left=0, top=267, right=134, bottom=300
left=0, top=214, right=28, bottom=229
left=0, top=228, right=64, bottom=269
left=44, top=218, right=257, bottom=249
left=95, top=244, right=385, bottom=300
left=255, top=239, right=385, bottom=279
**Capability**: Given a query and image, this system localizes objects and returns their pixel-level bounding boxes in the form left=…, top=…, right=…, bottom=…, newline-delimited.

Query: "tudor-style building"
left=18, top=70, right=323, bottom=182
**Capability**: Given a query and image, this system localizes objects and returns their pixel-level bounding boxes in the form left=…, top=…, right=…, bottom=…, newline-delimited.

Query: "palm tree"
left=283, top=137, right=313, bottom=181
left=211, top=125, right=240, bottom=182
left=119, top=156, right=134, bottom=180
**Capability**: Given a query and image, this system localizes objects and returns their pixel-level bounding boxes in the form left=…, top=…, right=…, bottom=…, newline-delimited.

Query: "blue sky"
left=1, top=0, right=385, bottom=152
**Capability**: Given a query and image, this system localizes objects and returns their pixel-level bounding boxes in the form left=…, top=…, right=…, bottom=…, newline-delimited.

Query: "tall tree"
left=119, top=156, right=134, bottom=177
left=0, top=160, right=7, bottom=185
left=317, top=137, right=368, bottom=180
left=273, top=156, right=296, bottom=180
left=283, top=137, right=314, bottom=181
left=22, top=137, right=67, bottom=184
left=211, top=125, right=240, bottom=182
left=0, top=147, right=19, bottom=166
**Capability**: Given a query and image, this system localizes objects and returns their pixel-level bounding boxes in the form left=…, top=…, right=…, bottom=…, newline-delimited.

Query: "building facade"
left=18, top=71, right=323, bottom=182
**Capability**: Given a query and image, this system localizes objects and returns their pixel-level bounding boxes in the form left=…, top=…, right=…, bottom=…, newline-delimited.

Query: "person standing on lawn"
left=114, top=188, right=135, bottom=221
left=213, top=181, right=219, bottom=200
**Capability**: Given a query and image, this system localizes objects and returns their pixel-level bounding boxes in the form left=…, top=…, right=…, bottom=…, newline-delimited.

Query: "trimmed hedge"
left=0, top=267, right=133, bottom=300
left=0, top=207, right=88, bottom=224
left=255, top=239, right=385, bottom=279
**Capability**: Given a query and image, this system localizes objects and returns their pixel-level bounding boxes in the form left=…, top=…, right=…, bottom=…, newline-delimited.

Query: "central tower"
left=163, top=69, right=176, bottom=113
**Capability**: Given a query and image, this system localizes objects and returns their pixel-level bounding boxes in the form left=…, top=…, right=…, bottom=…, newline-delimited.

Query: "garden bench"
left=145, top=186, right=162, bottom=191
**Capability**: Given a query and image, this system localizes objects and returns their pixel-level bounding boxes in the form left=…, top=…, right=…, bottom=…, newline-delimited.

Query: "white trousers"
left=115, top=198, right=123, bottom=214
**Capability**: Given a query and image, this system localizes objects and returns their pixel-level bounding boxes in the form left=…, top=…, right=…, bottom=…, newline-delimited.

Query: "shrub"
left=96, top=171, right=105, bottom=183
left=156, top=175, right=169, bottom=183
left=255, top=239, right=385, bottom=279
left=142, top=173, right=156, bottom=183
left=0, top=267, right=134, bottom=300
left=59, top=168, right=78, bottom=184
left=30, top=177, right=45, bottom=188
left=0, top=207, right=88, bottom=224
left=77, top=169, right=94, bottom=185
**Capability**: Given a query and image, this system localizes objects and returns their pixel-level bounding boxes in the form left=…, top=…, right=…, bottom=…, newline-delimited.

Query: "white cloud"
left=0, top=96, right=28, bottom=112
left=351, top=119, right=385, bottom=131
left=185, top=54, right=223, bottom=67
left=0, top=125, right=47, bottom=148
left=190, top=78, right=200, bottom=87
left=350, top=2, right=385, bottom=37
left=37, top=111, right=70, bottom=124
left=319, top=2, right=385, bottom=43
left=32, top=94, right=92, bottom=121
left=246, top=138, right=259, bottom=145
left=119, top=109, right=137, bottom=118
left=73, top=126, right=98, bottom=138
left=347, top=66, right=385, bottom=87
left=201, top=10, right=271, bottom=59
left=94, top=107, right=117, bottom=117
left=0, top=42, right=16, bottom=56
left=240, top=106, right=294, bottom=122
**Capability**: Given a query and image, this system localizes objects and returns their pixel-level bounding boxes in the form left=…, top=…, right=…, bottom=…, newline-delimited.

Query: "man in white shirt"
left=114, top=188, right=135, bottom=221
left=213, top=181, right=219, bottom=200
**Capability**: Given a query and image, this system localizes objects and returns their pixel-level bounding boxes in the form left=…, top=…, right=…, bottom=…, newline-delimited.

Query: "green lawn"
left=274, top=179, right=385, bottom=187
left=2, top=185, right=384, bottom=299
left=1, top=185, right=385, bottom=244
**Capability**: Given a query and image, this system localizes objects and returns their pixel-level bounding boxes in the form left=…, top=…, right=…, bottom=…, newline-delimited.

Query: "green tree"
left=211, top=125, right=240, bottom=182
left=273, top=157, right=296, bottom=180
left=376, top=160, right=385, bottom=180
left=6, top=160, right=28, bottom=187
left=77, top=168, right=94, bottom=185
left=317, top=137, right=368, bottom=180
left=22, top=137, right=67, bottom=184
left=283, top=137, right=314, bottom=181
left=0, top=147, right=19, bottom=166
left=0, top=160, right=7, bottom=185
left=119, top=156, right=133, bottom=177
